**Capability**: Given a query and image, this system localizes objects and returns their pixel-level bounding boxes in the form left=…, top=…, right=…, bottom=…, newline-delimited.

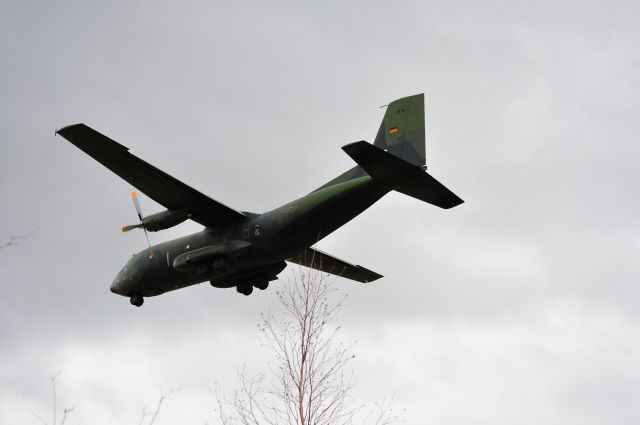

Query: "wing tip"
left=361, top=270, right=384, bottom=283
left=355, top=265, right=383, bottom=283
left=440, top=196, right=465, bottom=209
left=55, top=123, right=130, bottom=152
left=55, top=123, right=85, bottom=136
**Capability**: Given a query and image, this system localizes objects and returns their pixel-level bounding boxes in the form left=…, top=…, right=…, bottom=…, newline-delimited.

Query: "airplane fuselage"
left=59, top=93, right=463, bottom=307
left=111, top=176, right=390, bottom=298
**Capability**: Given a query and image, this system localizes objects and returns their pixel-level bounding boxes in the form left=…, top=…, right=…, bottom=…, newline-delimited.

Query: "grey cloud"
left=1, top=0, right=639, bottom=424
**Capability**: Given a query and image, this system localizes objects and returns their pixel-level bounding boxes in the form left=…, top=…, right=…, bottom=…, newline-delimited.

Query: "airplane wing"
left=56, top=124, right=246, bottom=227
left=287, top=247, right=383, bottom=283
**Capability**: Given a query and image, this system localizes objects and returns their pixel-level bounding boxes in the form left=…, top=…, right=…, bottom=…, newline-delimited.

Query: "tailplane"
left=313, top=94, right=463, bottom=209
left=342, top=141, right=463, bottom=209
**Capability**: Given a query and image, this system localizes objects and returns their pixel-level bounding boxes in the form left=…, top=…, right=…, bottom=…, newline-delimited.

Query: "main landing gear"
left=252, top=275, right=269, bottom=291
left=130, top=295, right=144, bottom=307
left=235, top=275, right=269, bottom=296
left=236, top=283, right=253, bottom=296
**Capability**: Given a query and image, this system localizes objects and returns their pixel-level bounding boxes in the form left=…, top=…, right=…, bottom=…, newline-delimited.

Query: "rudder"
left=373, top=93, right=426, bottom=167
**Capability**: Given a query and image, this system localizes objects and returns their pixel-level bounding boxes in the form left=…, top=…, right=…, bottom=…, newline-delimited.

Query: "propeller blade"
left=124, top=191, right=152, bottom=255
left=131, top=191, right=143, bottom=222
left=130, top=192, right=152, bottom=253
left=121, top=224, right=142, bottom=233
left=142, top=226, right=153, bottom=254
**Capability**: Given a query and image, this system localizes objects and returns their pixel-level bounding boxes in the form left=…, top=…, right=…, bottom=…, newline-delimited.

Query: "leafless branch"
left=0, top=226, right=39, bottom=250
left=214, top=263, right=403, bottom=425
left=360, top=393, right=406, bottom=425
left=139, top=386, right=178, bottom=425
left=138, top=407, right=150, bottom=425
left=58, top=408, right=73, bottom=425
left=29, top=371, right=73, bottom=425
left=28, top=408, right=48, bottom=425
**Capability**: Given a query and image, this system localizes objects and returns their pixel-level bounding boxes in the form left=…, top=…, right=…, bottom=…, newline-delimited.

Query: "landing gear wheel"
left=130, top=295, right=144, bottom=307
left=236, top=283, right=253, bottom=296
left=252, top=276, right=269, bottom=291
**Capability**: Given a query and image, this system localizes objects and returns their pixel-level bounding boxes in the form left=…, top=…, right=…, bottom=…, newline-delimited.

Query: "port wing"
left=287, top=247, right=382, bottom=283
left=56, top=124, right=246, bottom=227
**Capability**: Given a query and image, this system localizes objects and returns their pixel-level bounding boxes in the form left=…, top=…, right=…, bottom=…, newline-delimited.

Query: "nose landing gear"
left=130, top=295, right=144, bottom=307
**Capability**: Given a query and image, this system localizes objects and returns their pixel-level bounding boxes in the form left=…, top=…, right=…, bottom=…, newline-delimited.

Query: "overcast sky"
left=1, top=1, right=639, bottom=424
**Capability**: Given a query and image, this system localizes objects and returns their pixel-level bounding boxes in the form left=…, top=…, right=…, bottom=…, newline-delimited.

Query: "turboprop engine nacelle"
left=122, top=208, right=192, bottom=233
left=142, top=209, right=192, bottom=231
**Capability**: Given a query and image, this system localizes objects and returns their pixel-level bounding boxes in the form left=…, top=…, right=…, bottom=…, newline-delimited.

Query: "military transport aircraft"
left=56, top=94, right=463, bottom=307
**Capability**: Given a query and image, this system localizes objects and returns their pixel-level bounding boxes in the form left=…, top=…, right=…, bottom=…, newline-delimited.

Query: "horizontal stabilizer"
left=287, top=247, right=382, bottom=283
left=342, top=141, right=463, bottom=209
left=343, top=141, right=419, bottom=184
left=395, top=172, right=464, bottom=209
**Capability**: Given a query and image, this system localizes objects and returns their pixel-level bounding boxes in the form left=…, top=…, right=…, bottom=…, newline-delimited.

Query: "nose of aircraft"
left=110, top=278, right=119, bottom=294
left=111, top=268, right=127, bottom=294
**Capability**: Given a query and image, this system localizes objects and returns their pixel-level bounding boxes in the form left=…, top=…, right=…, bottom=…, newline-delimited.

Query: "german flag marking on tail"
left=389, top=127, right=398, bottom=134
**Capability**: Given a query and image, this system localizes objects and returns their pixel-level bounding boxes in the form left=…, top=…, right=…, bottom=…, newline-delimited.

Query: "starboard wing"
left=287, top=247, right=382, bottom=283
left=56, top=123, right=246, bottom=227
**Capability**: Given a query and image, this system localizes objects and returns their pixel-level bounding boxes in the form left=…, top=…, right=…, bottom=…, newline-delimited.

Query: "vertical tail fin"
left=312, top=93, right=463, bottom=209
left=312, top=94, right=427, bottom=192
left=373, top=93, right=426, bottom=167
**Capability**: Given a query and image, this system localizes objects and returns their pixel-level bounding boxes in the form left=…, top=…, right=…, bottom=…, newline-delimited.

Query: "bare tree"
left=29, top=373, right=175, bottom=425
left=29, top=372, right=73, bottom=425
left=214, top=263, right=404, bottom=425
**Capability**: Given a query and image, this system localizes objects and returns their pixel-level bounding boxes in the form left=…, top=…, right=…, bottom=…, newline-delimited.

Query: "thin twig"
left=28, top=408, right=48, bottom=425
left=0, top=226, right=39, bottom=250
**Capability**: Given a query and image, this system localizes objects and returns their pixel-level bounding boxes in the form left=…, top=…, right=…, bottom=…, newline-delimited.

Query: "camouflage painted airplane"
left=56, top=94, right=463, bottom=307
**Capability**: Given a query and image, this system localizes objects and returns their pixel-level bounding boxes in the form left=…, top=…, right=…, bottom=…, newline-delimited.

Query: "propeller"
left=122, top=192, right=153, bottom=256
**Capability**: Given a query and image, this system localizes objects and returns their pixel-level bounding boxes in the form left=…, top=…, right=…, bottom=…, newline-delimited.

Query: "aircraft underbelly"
left=130, top=243, right=283, bottom=296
